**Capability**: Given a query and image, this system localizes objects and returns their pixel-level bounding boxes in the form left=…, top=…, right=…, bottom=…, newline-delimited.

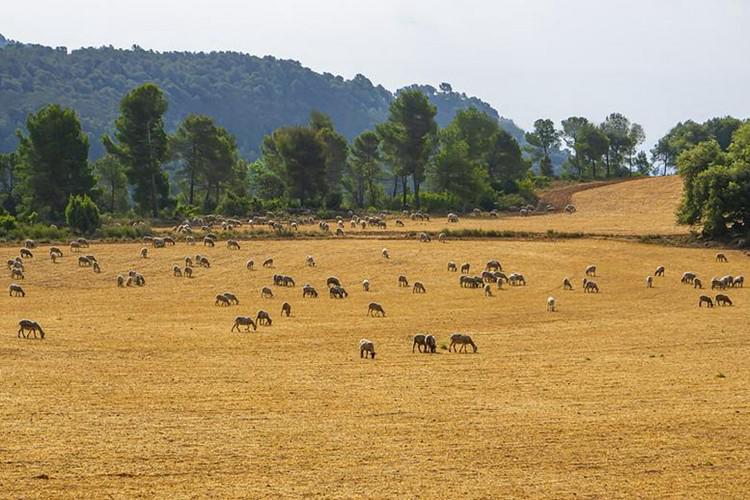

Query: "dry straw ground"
left=2, top=177, right=749, bottom=498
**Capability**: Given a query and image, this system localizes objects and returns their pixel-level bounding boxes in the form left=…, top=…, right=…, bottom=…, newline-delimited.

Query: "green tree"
left=103, top=83, right=170, bottom=217
left=561, top=117, right=590, bottom=179
left=578, top=123, right=609, bottom=179
left=0, top=151, right=19, bottom=213
left=65, top=194, right=101, bottom=234
left=92, top=154, right=128, bottom=212
left=16, top=104, right=94, bottom=222
left=428, top=128, right=488, bottom=209
left=346, top=130, right=382, bottom=208
left=272, top=127, right=327, bottom=206
left=525, top=119, right=561, bottom=177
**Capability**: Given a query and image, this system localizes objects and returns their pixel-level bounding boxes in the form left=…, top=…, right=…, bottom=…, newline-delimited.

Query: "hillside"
left=0, top=38, right=524, bottom=160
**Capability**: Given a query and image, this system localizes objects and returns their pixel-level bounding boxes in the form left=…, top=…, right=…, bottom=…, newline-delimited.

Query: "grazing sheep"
left=24, top=239, right=37, bottom=249
left=70, top=241, right=81, bottom=252
left=184, top=266, right=193, bottom=278
left=484, top=284, right=493, bottom=297
left=693, top=278, right=703, bottom=289
left=412, top=334, right=427, bottom=353
left=140, top=247, right=148, bottom=259
left=152, top=237, right=166, bottom=248
left=323, top=276, right=340, bottom=289
left=438, top=232, right=447, bottom=243
left=246, top=259, right=254, bottom=270
left=449, top=333, right=477, bottom=353
left=646, top=276, right=654, bottom=288
left=425, top=334, right=437, bottom=353
left=227, top=239, right=241, bottom=250
left=412, top=281, right=426, bottom=294
left=262, top=258, right=274, bottom=268
left=203, top=237, right=215, bottom=247
left=711, top=277, right=725, bottom=290
left=173, top=265, right=182, bottom=277
left=78, top=256, right=92, bottom=267
left=681, top=272, right=697, bottom=284
left=199, top=256, right=211, bottom=268
left=49, top=247, right=63, bottom=258
left=585, top=265, right=596, bottom=277
left=447, top=261, right=457, bottom=272
left=256, top=310, right=272, bottom=326
left=547, top=296, right=556, bottom=312
left=303, top=285, right=319, bottom=298
left=117, top=274, right=126, bottom=287
left=564, top=204, right=577, bottom=214
left=733, top=276, right=744, bottom=287
left=460, top=263, right=470, bottom=274
left=367, top=302, right=385, bottom=317
left=486, top=260, right=502, bottom=272
left=419, top=232, right=431, bottom=243
left=584, top=280, right=600, bottom=293
left=125, top=276, right=134, bottom=287
left=183, top=256, right=193, bottom=267
left=231, top=316, right=257, bottom=332
left=508, top=273, right=526, bottom=286
left=20, top=248, right=33, bottom=259
left=362, top=279, right=370, bottom=292
left=76, top=237, right=90, bottom=248
left=563, top=277, right=573, bottom=290
left=447, top=213, right=459, bottom=223
left=222, top=292, right=240, bottom=305
left=11, top=268, right=24, bottom=280
left=360, top=339, right=376, bottom=359
left=329, top=286, right=349, bottom=299
left=18, top=319, right=44, bottom=339
left=261, top=287, right=274, bottom=298
left=92, top=262, right=101, bottom=273
left=164, top=237, right=176, bottom=246
left=398, top=275, right=409, bottom=287
left=9, top=283, right=25, bottom=297
left=215, top=294, right=231, bottom=306
left=655, top=266, right=665, bottom=277
left=281, top=302, right=291, bottom=317
left=716, top=252, right=728, bottom=262
left=715, top=294, right=732, bottom=306
left=698, top=295, right=714, bottom=308
left=306, top=255, right=316, bottom=267
left=382, top=248, right=390, bottom=259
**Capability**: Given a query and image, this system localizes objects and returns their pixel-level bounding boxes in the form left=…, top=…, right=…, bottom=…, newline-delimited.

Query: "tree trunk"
left=110, top=179, right=116, bottom=212
left=401, top=176, right=408, bottom=209
left=605, top=151, right=610, bottom=178
left=150, top=173, right=158, bottom=218
left=412, top=176, right=420, bottom=209
left=392, top=175, right=398, bottom=198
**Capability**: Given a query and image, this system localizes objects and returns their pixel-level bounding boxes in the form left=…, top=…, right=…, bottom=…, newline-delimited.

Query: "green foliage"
left=216, top=191, right=254, bottom=216
left=428, top=127, right=489, bottom=209
left=16, top=104, right=94, bottom=222
left=345, top=130, right=382, bottom=208
left=92, top=154, right=128, bottom=212
left=65, top=194, right=101, bottom=234
left=0, top=213, right=17, bottom=231
left=418, top=191, right=461, bottom=212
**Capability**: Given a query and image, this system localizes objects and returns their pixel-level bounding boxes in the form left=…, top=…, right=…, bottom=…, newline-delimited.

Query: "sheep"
left=733, top=276, right=744, bottom=287
left=125, top=276, right=134, bottom=287
left=152, top=237, right=166, bottom=248
left=425, top=334, right=437, bottom=353
left=693, top=278, right=703, bottom=289
left=183, top=256, right=193, bottom=267
left=256, top=310, right=272, bottom=326
left=261, top=287, right=274, bottom=298
left=508, top=273, right=526, bottom=286
left=77, top=255, right=90, bottom=267
left=327, top=276, right=342, bottom=288
left=227, top=239, right=241, bottom=250
left=70, top=241, right=81, bottom=252
left=199, top=256, right=211, bottom=268
left=547, top=296, right=556, bottom=312
left=92, top=261, right=101, bottom=273
left=460, top=263, right=470, bottom=274
left=447, top=261, right=457, bottom=272
left=716, top=252, right=728, bottom=262
left=362, top=279, right=370, bottom=292
left=447, top=213, right=459, bottom=223
left=655, top=265, right=665, bottom=277
left=11, top=268, right=24, bottom=280
left=306, top=255, right=316, bottom=267
left=9, top=283, right=25, bottom=297
left=584, top=280, right=600, bottom=293
left=367, top=302, right=385, bottom=317
left=398, top=275, right=409, bottom=287
left=329, top=286, right=349, bottom=299
left=18, top=319, right=45, bottom=339
left=698, top=295, right=714, bottom=307
left=24, top=239, right=36, bottom=249
left=419, top=232, right=431, bottom=243
left=246, top=259, right=254, bottom=270
left=173, top=265, right=183, bottom=277
left=184, top=266, right=193, bottom=278
left=359, top=339, right=376, bottom=359
left=186, top=236, right=196, bottom=245
left=438, top=232, right=447, bottom=243
left=49, top=247, right=63, bottom=258
left=564, top=204, right=577, bottom=214
left=681, top=272, right=697, bottom=284
left=336, top=227, right=345, bottom=237
left=140, top=247, right=149, bottom=259
left=412, top=282, right=426, bottom=294
left=215, top=294, right=231, bottom=306
left=281, top=302, right=291, bottom=317
left=20, top=248, right=33, bottom=259
left=231, top=316, right=257, bottom=332
left=721, top=275, right=735, bottom=288
left=563, top=277, right=573, bottom=290
left=117, top=274, right=126, bottom=287
left=585, top=265, right=596, bottom=277
left=646, top=276, right=654, bottom=288
left=715, top=294, right=733, bottom=306
left=382, top=248, right=390, bottom=259
left=164, top=237, right=176, bottom=246
left=484, top=284, right=493, bottom=297
left=486, top=260, right=502, bottom=271
left=222, top=292, right=240, bottom=305
left=302, top=285, right=319, bottom=298
left=203, top=236, right=215, bottom=247
left=449, top=333, right=477, bottom=353
left=76, top=237, right=90, bottom=248
left=412, top=334, right=427, bottom=353
left=262, top=258, right=274, bottom=268
left=711, top=277, right=725, bottom=290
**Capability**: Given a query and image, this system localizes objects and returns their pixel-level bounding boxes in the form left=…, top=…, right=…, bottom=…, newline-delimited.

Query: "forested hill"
left=0, top=37, right=523, bottom=159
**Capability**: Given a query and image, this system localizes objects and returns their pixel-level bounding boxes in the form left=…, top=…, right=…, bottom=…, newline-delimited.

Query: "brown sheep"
left=18, top=319, right=45, bottom=339
left=716, top=253, right=728, bottom=263
left=715, top=294, right=732, bottom=306
left=256, top=310, right=272, bottom=326
left=261, top=287, right=274, bottom=298
left=281, top=302, right=291, bottom=317
left=698, top=295, right=714, bottom=307
left=367, top=302, right=385, bottom=317
left=231, top=316, right=257, bottom=332
left=412, top=282, right=426, bottom=294
left=398, top=275, right=409, bottom=287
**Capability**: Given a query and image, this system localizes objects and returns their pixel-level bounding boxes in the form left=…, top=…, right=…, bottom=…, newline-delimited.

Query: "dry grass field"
left=3, top=178, right=749, bottom=498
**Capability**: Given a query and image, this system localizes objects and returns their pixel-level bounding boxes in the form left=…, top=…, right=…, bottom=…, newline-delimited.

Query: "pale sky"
left=5, top=0, right=750, bottom=150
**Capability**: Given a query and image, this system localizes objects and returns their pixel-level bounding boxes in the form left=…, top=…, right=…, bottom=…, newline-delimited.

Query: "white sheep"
left=359, top=339, right=376, bottom=359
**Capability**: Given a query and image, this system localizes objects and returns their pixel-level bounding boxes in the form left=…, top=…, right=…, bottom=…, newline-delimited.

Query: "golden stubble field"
left=2, top=233, right=749, bottom=498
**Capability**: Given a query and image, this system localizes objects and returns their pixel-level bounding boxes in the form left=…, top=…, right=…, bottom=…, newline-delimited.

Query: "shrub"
left=216, top=192, right=253, bottom=217
left=0, top=214, right=17, bottom=232
left=65, top=194, right=101, bottom=234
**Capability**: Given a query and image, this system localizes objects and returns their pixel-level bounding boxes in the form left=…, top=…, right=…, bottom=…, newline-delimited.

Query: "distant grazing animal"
left=306, top=255, right=316, bottom=267
left=716, top=252, right=728, bottom=262
left=382, top=248, right=390, bottom=259
left=78, top=256, right=93, bottom=267
left=508, top=273, right=526, bottom=286
left=140, top=247, right=149, bottom=259
left=11, top=268, right=24, bottom=280
left=693, top=278, right=703, bottom=289
left=733, top=276, right=744, bottom=287
left=70, top=241, right=81, bottom=252
left=412, top=282, right=426, bottom=294
left=24, top=239, right=36, bottom=249
left=173, top=265, right=182, bottom=277
left=232, top=316, right=257, bottom=332
left=655, top=266, right=665, bottom=277
left=460, top=263, right=470, bottom=274
left=49, top=247, right=63, bottom=259
left=681, top=272, right=697, bottom=284
left=715, top=294, right=732, bottom=306
left=215, top=294, right=231, bottom=306
left=76, top=238, right=89, bottom=248
left=227, top=239, right=241, bottom=250
left=199, top=256, right=210, bottom=268
left=362, top=280, right=370, bottom=292
left=584, top=280, right=600, bottom=293
left=359, top=339, right=376, bottom=359
left=222, top=292, right=240, bottom=305
left=117, top=274, right=126, bottom=287
left=547, top=296, right=556, bottom=312
left=329, top=286, right=348, bottom=299
left=585, top=265, right=596, bottom=277
left=263, top=258, right=274, bottom=268
left=447, top=261, right=457, bottom=272
left=486, top=260, right=502, bottom=271
left=447, top=213, right=459, bottom=223
left=367, top=302, right=385, bottom=317
left=186, top=236, right=195, bottom=245
left=92, top=262, right=101, bottom=273
left=698, top=295, right=714, bottom=307
left=302, top=285, right=319, bottom=298
left=412, top=334, right=428, bottom=353
left=183, top=266, right=193, bottom=278
left=246, top=259, right=254, bottom=270
left=152, top=237, right=166, bottom=248
left=9, top=283, right=25, bottom=297
left=326, top=276, right=342, bottom=288
left=711, top=277, right=725, bottom=290
left=646, top=276, right=654, bottom=288
left=425, top=334, right=437, bottom=353
left=203, top=237, right=215, bottom=247
left=125, top=276, right=134, bottom=287
left=484, top=284, right=492, bottom=297
left=438, top=232, right=447, bottom=243
left=184, top=257, right=193, bottom=267
left=18, top=319, right=44, bottom=339
left=261, top=287, right=274, bottom=298
left=564, top=204, right=577, bottom=214
left=281, top=302, right=291, bottom=317
left=19, top=248, right=33, bottom=259
left=256, top=310, right=272, bottom=326
left=419, top=232, right=431, bottom=243
left=164, top=237, right=176, bottom=246
left=398, top=275, right=409, bottom=287
left=563, top=277, right=573, bottom=291
left=449, top=333, right=477, bottom=353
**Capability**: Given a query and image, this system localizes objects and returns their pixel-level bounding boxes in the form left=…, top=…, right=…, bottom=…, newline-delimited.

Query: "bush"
left=98, top=223, right=152, bottom=240
left=418, top=192, right=461, bottom=213
left=65, top=194, right=101, bottom=234
left=496, top=193, right=527, bottom=211
left=216, top=192, right=254, bottom=217
left=0, top=214, right=17, bottom=231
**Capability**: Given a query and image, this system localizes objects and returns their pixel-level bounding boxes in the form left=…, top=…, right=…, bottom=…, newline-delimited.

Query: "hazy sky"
left=5, top=0, right=750, bottom=149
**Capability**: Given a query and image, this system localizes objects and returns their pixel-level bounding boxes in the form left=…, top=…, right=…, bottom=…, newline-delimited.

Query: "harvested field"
left=2, top=235, right=749, bottom=497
